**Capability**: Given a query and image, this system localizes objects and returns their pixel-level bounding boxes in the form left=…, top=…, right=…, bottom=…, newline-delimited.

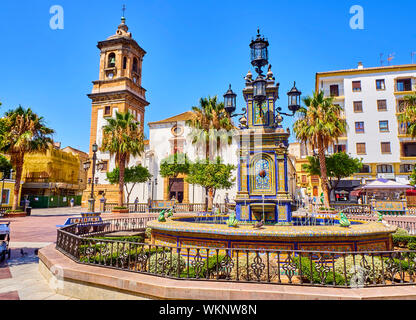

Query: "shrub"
left=113, top=206, right=128, bottom=210
left=392, top=234, right=416, bottom=248
left=394, top=228, right=409, bottom=237
left=293, top=256, right=345, bottom=286
left=184, top=254, right=227, bottom=279
left=334, top=255, right=383, bottom=285
left=145, top=228, right=152, bottom=239
left=230, top=252, right=280, bottom=282
left=148, top=252, right=186, bottom=276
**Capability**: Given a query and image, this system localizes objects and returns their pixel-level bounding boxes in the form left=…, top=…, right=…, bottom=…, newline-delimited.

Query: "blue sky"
left=0, top=0, right=415, bottom=152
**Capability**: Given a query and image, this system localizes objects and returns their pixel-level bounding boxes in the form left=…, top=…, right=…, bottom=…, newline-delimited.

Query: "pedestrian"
left=134, top=197, right=139, bottom=212
left=224, top=193, right=230, bottom=213
left=70, top=197, right=75, bottom=208
left=100, top=194, right=106, bottom=212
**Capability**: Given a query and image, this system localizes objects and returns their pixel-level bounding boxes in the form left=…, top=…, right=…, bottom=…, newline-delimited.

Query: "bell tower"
left=82, top=15, right=150, bottom=208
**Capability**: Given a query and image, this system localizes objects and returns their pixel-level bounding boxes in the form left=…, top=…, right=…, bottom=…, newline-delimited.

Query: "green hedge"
left=392, top=235, right=416, bottom=248
left=292, top=256, right=346, bottom=286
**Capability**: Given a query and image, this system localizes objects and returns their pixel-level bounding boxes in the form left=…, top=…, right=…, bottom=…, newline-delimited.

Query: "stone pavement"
left=0, top=207, right=156, bottom=300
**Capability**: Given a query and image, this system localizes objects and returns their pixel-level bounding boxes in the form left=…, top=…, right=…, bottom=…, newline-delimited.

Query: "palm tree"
left=398, top=94, right=416, bottom=137
left=0, top=106, right=54, bottom=210
left=293, top=91, right=347, bottom=208
left=186, top=96, right=234, bottom=210
left=101, top=111, right=144, bottom=207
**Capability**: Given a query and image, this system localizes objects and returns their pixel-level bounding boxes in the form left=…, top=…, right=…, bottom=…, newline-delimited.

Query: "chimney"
left=53, top=142, right=61, bottom=149
left=357, top=62, right=364, bottom=69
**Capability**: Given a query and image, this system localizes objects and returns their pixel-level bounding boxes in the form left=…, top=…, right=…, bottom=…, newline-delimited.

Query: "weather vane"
left=122, top=4, right=126, bottom=18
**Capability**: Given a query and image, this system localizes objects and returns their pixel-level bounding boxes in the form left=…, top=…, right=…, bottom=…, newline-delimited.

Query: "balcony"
left=394, top=78, right=415, bottom=95
left=400, top=142, right=416, bottom=159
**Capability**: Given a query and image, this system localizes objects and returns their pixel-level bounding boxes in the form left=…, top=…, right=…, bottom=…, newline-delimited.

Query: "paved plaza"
left=0, top=207, right=156, bottom=300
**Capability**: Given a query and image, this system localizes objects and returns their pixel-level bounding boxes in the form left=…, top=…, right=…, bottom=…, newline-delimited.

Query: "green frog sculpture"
left=339, top=211, right=351, bottom=228
left=227, top=211, right=238, bottom=228
left=215, top=207, right=221, bottom=215
left=158, top=210, right=166, bottom=222
left=166, top=208, right=174, bottom=219
left=377, top=211, right=383, bottom=222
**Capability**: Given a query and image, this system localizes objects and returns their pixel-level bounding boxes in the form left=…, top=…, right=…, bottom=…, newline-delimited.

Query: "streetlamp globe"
left=92, top=142, right=98, bottom=153
left=253, top=74, right=267, bottom=104
left=287, top=82, right=302, bottom=113
left=250, top=29, right=269, bottom=71
left=223, top=84, right=237, bottom=115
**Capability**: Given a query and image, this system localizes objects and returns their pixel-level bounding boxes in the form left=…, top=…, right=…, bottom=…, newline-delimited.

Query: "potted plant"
left=4, top=209, right=27, bottom=218
left=111, top=206, right=129, bottom=214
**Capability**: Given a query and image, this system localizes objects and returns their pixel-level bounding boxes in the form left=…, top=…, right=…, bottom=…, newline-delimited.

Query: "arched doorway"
left=169, top=178, right=184, bottom=203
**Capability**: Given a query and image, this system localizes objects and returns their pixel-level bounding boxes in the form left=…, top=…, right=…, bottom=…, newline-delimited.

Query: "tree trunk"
left=207, top=188, right=214, bottom=211
left=13, top=156, right=24, bottom=211
left=317, top=138, right=330, bottom=208
left=118, top=155, right=126, bottom=207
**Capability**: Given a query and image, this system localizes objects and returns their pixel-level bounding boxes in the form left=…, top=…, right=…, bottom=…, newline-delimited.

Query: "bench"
left=149, top=200, right=175, bottom=213
left=371, top=200, right=408, bottom=216
left=56, top=212, right=110, bottom=231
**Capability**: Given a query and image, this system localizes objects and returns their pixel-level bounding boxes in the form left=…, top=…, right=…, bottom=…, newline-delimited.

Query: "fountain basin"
left=148, top=216, right=397, bottom=253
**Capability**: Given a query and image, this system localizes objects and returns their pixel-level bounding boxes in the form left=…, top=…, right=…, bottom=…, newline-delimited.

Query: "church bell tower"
left=82, top=15, right=150, bottom=207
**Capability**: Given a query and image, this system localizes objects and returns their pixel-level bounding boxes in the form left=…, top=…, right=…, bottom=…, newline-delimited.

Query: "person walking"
left=134, top=197, right=139, bottom=212
left=70, top=197, right=75, bottom=208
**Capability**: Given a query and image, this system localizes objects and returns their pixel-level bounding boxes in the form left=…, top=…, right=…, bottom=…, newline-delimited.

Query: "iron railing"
left=56, top=217, right=416, bottom=288
left=101, top=203, right=235, bottom=214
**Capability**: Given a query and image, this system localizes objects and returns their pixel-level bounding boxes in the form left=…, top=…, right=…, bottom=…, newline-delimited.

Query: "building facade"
left=290, top=63, right=416, bottom=203
left=22, top=144, right=88, bottom=207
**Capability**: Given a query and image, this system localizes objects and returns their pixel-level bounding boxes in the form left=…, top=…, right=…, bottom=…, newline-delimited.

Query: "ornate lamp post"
left=224, top=84, right=246, bottom=118
left=278, top=81, right=302, bottom=117
left=84, top=142, right=105, bottom=212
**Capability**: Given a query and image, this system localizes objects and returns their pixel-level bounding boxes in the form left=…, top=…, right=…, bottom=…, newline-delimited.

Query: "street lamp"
left=287, top=82, right=302, bottom=114
left=252, top=74, right=267, bottom=105
left=250, top=29, right=269, bottom=73
left=223, top=84, right=246, bottom=119
left=83, top=142, right=102, bottom=212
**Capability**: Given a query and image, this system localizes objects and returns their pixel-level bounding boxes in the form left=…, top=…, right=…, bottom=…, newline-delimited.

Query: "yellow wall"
left=22, top=146, right=82, bottom=185
left=0, top=180, right=21, bottom=207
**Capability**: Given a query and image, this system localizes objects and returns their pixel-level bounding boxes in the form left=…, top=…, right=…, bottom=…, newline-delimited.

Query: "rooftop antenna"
left=387, top=53, right=395, bottom=65
left=122, top=4, right=126, bottom=18
left=380, top=53, right=384, bottom=66
left=412, top=52, right=416, bottom=64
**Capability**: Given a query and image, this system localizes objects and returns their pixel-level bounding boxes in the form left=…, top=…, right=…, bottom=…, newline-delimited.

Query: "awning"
left=350, top=189, right=362, bottom=197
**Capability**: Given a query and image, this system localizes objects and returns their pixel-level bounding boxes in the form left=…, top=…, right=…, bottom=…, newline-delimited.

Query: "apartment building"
left=316, top=63, right=416, bottom=185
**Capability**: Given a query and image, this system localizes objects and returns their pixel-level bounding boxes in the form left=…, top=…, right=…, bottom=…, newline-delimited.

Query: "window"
left=101, top=161, right=109, bottom=172
left=377, top=100, right=387, bottom=111
left=334, top=145, right=346, bottom=153
left=379, top=121, right=389, bottom=132
left=301, top=175, right=307, bottom=184
left=1, top=190, right=9, bottom=205
left=352, top=81, right=362, bottom=92
left=376, top=79, right=386, bottom=90
left=359, top=165, right=371, bottom=173
left=356, top=143, right=366, bottom=154
left=132, top=57, right=138, bottom=73
left=108, top=53, right=116, bottom=68
left=400, top=164, right=414, bottom=173
left=377, top=165, right=393, bottom=173
left=355, top=122, right=365, bottom=133
left=330, top=85, right=339, bottom=97
left=353, top=101, right=363, bottom=112
left=381, top=142, right=391, bottom=154
left=123, top=57, right=127, bottom=70
left=397, top=100, right=406, bottom=113
left=104, top=106, right=111, bottom=116
left=396, top=78, right=412, bottom=92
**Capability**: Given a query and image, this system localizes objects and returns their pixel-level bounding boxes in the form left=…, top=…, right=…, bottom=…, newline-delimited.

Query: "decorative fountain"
left=148, top=31, right=396, bottom=254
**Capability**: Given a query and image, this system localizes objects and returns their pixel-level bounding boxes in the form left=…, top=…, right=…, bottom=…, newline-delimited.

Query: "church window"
left=104, top=106, right=111, bottom=116
left=123, top=57, right=127, bottom=70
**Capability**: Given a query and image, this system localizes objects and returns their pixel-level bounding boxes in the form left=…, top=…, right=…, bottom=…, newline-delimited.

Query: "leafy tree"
left=101, top=111, right=144, bottom=206
left=0, top=106, right=54, bottom=210
left=185, top=157, right=236, bottom=210
left=106, top=165, right=151, bottom=204
left=302, top=152, right=363, bottom=197
left=293, top=91, right=347, bottom=208
left=398, top=94, right=416, bottom=137
left=186, top=96, right=234, bottom=210
left=159, top=153, right=191, bottom=193
left=0, top=155, right=12, bottom=178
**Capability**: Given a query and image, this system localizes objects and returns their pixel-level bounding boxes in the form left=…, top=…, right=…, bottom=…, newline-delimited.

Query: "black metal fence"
left=56, top=217, right=416, bottom=289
